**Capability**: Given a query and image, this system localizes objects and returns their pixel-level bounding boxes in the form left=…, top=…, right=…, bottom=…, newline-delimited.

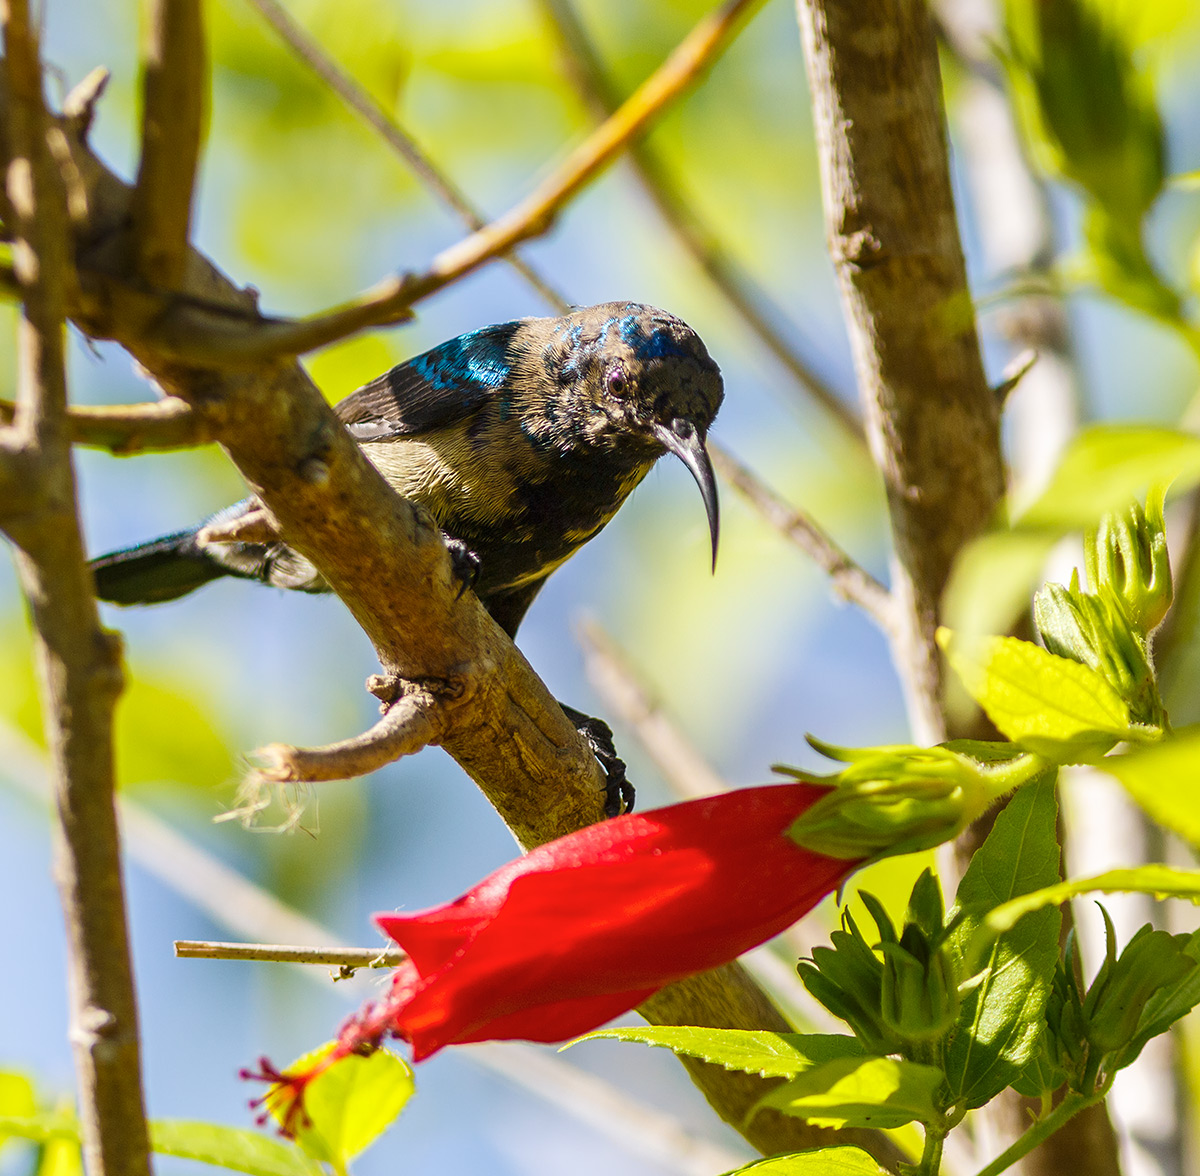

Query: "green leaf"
left=722, top=1147, right=889, bottom=1175
left=1101, top=729, right=1200, bottom=850
left=945, top=427, right=1200, bottom=639
left=36, top=1137, right=81, bottom=1176
left=570, top=1027, right=864, bottom=1079
left=150, top=1122, right=325, bottom=1176
left=944, top=772, right=1062, bottom=1108
left=0, top=1073, right=38, bottom=1153
left=749, top=1056, right=944, bottom=1130
left=267, top=1046, right=413, bottom=1168
left=0, top=1114, right=324, bottom=1176
left=0, top=1115, right=78, bottom=1145
left=978, top=867, right=1200, bottom=942
left=938, top=630, right=1134, bottom=760
left=1018, top=427, right=1200, bottom=531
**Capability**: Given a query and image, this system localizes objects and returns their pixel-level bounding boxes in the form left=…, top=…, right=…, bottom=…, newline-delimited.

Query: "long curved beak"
left=653, top=418, right=720, bottom=572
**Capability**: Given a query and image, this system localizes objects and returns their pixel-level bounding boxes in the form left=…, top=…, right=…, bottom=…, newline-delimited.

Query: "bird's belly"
left=362, top=435, right=652, bottom=595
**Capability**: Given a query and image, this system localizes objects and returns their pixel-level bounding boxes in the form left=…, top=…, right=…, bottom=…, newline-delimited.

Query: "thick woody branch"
left=134, top=0, right=765, bottom=367
left=794, top=0, right=1004, bottom=743
left=242, top=0, right=570, bottom=314
left=710, top=441, right=895, bottom=634
left=0, top=10, right=152, bottom=1176
left=131, top=0, right=206, bottom=290
left=536, top=0, right=861, bottom=442
left=0, top=57, right=903, bottom=1162
left=0, top=394, right=216, bottom=453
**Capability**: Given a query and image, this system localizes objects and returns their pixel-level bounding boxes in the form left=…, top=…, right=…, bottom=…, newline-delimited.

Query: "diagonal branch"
left=0, top=9, right=152, bottom=1176
left=240, top=0, right=571, bottom=314
left=138, top=0, right=767, bottom=367
left=535, top=0, right=860, bottom=441
left=130, top=0, right=206, bottom=290
left=710, top=441, right=895, bottom=633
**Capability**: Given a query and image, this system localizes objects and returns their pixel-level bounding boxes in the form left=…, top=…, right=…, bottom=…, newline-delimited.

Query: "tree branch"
left=0, top=394, right=216, bottom=453
left=535, top=0, right=862, bottom=442
left=130, top=0, right=206, bottom=290
left=240, top=0, right=571, bottom=314
left=0, top=10, right=152, bottom=1176
left=794, top=0, right=1004, bottom=744
left=710, top=441, right=895, bottom=633
left=0, top=57, right=915, bottom=1163
left=133, top=0, right=767, bottom=367
left=249, top=689, right=444, bottom=784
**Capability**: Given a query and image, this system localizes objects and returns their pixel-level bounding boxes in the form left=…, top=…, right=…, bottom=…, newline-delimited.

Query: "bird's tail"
left=90, top=530, right=229, bottom=605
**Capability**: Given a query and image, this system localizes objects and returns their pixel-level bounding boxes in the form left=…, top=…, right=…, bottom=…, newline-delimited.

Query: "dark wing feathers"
left=336, top=320, right=522, bottom=442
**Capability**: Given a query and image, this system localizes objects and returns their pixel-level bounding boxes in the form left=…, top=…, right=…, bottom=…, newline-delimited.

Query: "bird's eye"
left=605, top=366, right=628, bottom=398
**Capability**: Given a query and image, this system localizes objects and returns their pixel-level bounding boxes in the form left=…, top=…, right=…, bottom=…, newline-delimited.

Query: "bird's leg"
left=443, top=536, right=482, bottom=600
left=558, top=704, right=634, bottom=818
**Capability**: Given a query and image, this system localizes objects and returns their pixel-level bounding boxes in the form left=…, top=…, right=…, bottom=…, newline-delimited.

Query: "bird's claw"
left=560, top=704, right=635, bottom=817
left=444, top=538, right=482, bottom=600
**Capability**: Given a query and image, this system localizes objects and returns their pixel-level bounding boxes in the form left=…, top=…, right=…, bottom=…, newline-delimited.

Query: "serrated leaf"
left=266, top=1046, right=413, bottom=1167
left=978, top=867, right=1200, bottom=942
left=1101, top=729, right=1200, bottom=850
left=749, top=1056, right=944, bottom=1130
left=0, top=1114, right=324, bottom=1176
left=151, top=1122, right=324, bottom=1176
left=945, top=773, right=1062, bottom=1108
left=723, top=1147, right=889, bottom=1175
left=939, top=630, right=1131, bottom=760
left=570, top=1027, right=864, bottom=1079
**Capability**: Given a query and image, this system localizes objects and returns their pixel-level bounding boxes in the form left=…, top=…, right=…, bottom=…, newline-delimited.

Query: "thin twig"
left=0, top=7, right=152, bottom=1175
left=710, top=441, right=895, bottom=634
left=535, top=0, right=861, bottom=442
left=250, top=690, right=445, bottom=784
left=576, top=617, right=728, bottom=800
left=131, top=0, right=206, bottom=289
left=174, top=940, right=405, bottom=968
left=147, top=0, right=766, bottom=366
left=0, top=394, right=216, bottom=453
left=240, top=0, right=570, bottom=314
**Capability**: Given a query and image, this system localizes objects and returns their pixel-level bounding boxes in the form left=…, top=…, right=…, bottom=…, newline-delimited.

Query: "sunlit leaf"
left=944, top=773, right=1061, bottom=1108
left=265, top=1045, right=413, bottom=1167
left=722, top=1147, right=889, bottom=1175
left=938, top=630, right=1132, bottom=761
left=1101, top=729, right=1200, bottom=849
left=570, top=1027, right=863, bottom=1079
left=749, top=1056, right=944, bottom=1130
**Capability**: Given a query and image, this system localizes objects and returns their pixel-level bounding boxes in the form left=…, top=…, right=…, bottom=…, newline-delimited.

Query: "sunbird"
left=92, top=301, right=725, bottom=813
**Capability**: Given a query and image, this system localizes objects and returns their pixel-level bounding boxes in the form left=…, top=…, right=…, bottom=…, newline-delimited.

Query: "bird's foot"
left=559, top=703, right=634, bottom=817
left=444, top=537, right=482, bottom=600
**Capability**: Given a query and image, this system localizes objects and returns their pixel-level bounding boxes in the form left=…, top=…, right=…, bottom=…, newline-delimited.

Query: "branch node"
left=63, top=66, right=110, bottom=137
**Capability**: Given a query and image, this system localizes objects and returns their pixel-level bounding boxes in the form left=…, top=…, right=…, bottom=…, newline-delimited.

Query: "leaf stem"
left=917, top=1123, right=946, bottom=1175
left=972, top=1091, right=1103, bottom=1176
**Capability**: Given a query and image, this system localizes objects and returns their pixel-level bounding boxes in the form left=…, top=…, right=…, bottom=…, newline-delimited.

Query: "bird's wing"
left=336, top=320, right=522, bottom=441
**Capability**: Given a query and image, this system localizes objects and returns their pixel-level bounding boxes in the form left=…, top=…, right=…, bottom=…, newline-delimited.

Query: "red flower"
left=249, top=783, right=858, bottom=1127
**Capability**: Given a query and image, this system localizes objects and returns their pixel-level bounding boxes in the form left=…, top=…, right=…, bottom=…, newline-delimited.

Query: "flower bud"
left=1085, top=490, right=1172, bottom=634
left=784, top=741, right=1040, bottom=862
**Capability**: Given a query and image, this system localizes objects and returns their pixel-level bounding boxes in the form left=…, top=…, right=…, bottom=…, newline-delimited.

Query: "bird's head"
left=532, top=302, right=725, bottom=567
